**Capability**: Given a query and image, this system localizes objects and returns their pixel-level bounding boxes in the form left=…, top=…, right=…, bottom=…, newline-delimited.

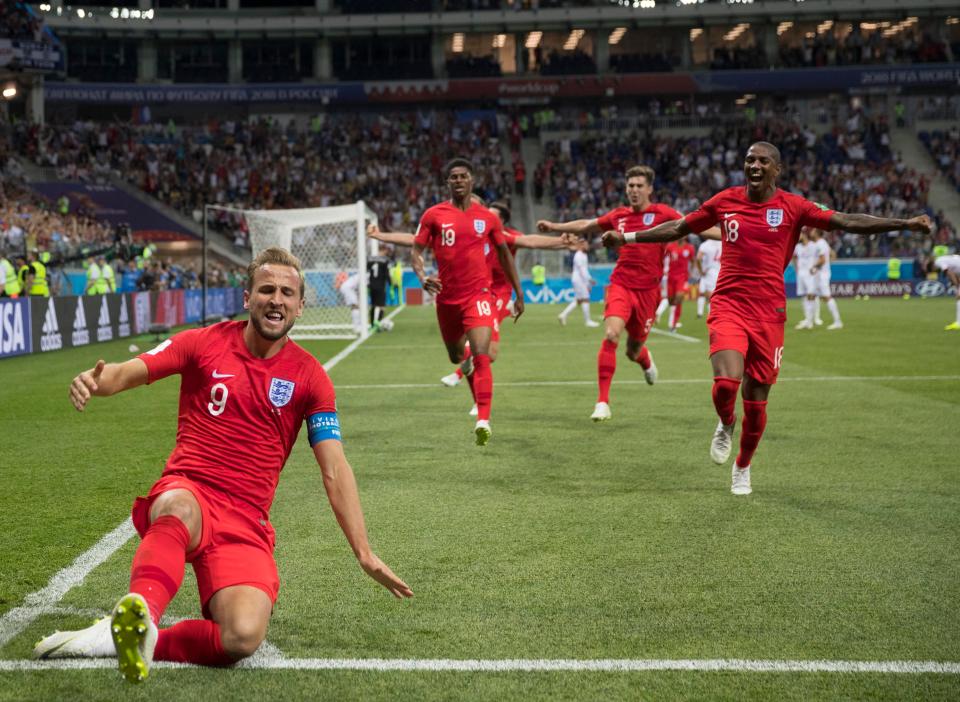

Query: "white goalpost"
left=213, top=202, right=378, bottom=340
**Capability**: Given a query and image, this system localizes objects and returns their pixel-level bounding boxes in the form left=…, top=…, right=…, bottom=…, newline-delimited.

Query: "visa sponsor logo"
left=0, top=299, right=27, bottom=356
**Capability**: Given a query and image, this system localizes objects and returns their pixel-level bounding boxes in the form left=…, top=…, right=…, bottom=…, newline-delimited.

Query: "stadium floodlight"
left=492, top=33, right=507, bottom=48
left=609, top=27, right=627, bottom=45
left=452, top=33, right=464, bottom=52
left=1, top=83, right=16, bottom=100
left=232, top=202, right=379, bottom=340
left=563, top=29, right=585, bottom=51
left=525, top=31, right=542, bottom=49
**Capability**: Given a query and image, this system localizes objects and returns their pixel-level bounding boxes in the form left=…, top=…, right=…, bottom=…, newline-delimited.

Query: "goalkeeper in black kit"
left=368, top=244, right=392, bottom=330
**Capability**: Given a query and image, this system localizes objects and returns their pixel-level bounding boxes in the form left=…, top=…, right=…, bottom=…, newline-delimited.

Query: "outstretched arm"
left=602, top=217, right=691, bottom=246
left=367, top=224, right=414, bottom=247
left=411, top=242, right=441, bottom=295
left=495, top=243, right=525, bottom=320
left=313, top=439, right=413, bottom=599
left=829, top=212, right=933, bottom=235
left=537, top=218, right=602, bottom=235
left=515, top=234, right=569, bottom=250
left=69, top=358, right=149, bottom=411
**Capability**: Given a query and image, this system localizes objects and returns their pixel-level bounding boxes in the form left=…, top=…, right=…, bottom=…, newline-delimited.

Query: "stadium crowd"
left=15, top=112, right=511, bottom=243
left=0, top=0, right=45, bottom=42
left=539, top=111, right=958, bottom=260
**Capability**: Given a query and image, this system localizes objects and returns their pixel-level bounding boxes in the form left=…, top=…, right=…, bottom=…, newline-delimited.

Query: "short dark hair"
left=625, top=165, right=655, bottom=185
left=749, top=141, right=781, bottom=164
left=246, top=247, right=305, bottom=299
left=444, top=158, right=474, bottom=178
left=489, top=201, right=511, bottom=224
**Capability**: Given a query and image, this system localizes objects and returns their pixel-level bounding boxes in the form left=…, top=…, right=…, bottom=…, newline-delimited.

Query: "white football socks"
left=827, top=298, right=841, bottom=324
left=559, top=301, right=577, bottom=321
left=580, top=302, right=591, bottom=323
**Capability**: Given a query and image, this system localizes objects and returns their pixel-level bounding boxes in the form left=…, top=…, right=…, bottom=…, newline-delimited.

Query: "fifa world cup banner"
left=0, top=297, right=31, bottom=359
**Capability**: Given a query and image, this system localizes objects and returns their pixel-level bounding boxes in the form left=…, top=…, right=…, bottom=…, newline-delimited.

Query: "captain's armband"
left=308, top=412, right=342, bottom=446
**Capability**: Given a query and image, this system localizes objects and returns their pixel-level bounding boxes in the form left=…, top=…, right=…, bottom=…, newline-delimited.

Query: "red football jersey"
left=684, top=187, right=834, bottom=321
left=490, top=226, right=520, bottom=292
left=415, top=201, right=506, bottom=304
left=597, top=204, right=681, bottom=290
left=665, top=241, right=695, bottom=283
left=139, top=321, right=336, bottom=519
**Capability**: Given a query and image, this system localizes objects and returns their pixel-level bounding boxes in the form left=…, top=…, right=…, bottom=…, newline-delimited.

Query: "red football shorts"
left=435, top=291, right=497, bottom=344
left=707, top=311, right=785, bottom=385
left=603, top=283, right=660, bottom=343
left=667, top=278, right=688, bottom=299
left=132, top=474, right=279, bottom=619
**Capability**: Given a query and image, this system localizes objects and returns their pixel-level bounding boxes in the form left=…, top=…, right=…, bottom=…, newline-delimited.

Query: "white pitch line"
left=335, top=374, right=960, bottom=391
left=0, top=657, right=957, bottom=675
left=0, top=519, right=135, bottom=649
left=323, top=305, right=405, bottom=372
left=649, top=327, right=701, bottom=343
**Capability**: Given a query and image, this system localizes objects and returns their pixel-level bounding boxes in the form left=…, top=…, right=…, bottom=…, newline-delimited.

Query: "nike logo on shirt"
left=212, top=370, right=234, bottom=378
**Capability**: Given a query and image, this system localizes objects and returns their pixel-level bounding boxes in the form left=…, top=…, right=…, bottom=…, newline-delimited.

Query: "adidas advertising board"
left=0, top=298, right=31, bottom=358
left=72, top=296, right=91, bottom=347
left=9, top=289, right=242, bottom=359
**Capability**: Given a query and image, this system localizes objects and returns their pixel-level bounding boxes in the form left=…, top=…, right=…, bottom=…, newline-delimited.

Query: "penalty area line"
left=1, top=657, right=958, bottom=675
left=323, top=305, right=405, bottom=372
left=0, top=519, right=136, bottom=650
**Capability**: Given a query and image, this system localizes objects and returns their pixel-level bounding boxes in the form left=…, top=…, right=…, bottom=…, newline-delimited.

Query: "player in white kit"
left=558, top=237, right=599, bottom=327
left=793, top=230, right=820, bottom=329
left=696, top=237, right=722, bottom=318
left=810, top=228, right=842, bottom=329
left=338, top=272, right=363, bottom=333
left=934, top=254, right=960, bottom=331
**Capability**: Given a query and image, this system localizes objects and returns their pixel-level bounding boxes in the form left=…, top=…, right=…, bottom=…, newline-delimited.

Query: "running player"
left=603, top=142, right=932, bottom=495
left=664, top=236, right=696, bottom=331
left=934, top=253, right=960, bottom=330
left=538, top=165, right=719, bottom=422
left=368, top=201, right=566, bottom=413
left=557, top=236, right=599, bottom=327
left=411, top=159, right=524, bottom=445
left=34, top=247, right=412, bottom=682
left=810, top=228, right=842, bottom=329
left=696, top=236, right=722, bottom=319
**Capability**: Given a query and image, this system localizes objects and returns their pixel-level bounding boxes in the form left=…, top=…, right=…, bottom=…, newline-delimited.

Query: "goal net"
left=231, top=202, right=378, bottom=340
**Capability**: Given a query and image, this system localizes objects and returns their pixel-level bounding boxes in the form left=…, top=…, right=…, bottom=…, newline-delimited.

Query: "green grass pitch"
left=1, top=297, right=958, bottom=700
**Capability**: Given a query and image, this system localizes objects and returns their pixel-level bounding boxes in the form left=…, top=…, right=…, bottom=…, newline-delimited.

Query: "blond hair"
left=246, top=247, right=305, bottom=299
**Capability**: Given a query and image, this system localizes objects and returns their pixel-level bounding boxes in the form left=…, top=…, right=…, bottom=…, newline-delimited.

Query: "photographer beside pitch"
left=35, top=247, right=412, bottom=682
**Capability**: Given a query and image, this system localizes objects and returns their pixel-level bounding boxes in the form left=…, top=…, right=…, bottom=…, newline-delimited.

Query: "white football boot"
left=710, top=419, right=735, bottom=464
left=590, top=402, right=612, bottom=422
left=474, top=420, right=491, bottom=446
left=440, top=372, right=461, bottom=387
left=643, top=352, right=658, bottom=385
left=34, top=617, right=115, bottom=659
left=731, top=464, right=752, bottom=496
left=111, top=593, right=158, bottom=684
